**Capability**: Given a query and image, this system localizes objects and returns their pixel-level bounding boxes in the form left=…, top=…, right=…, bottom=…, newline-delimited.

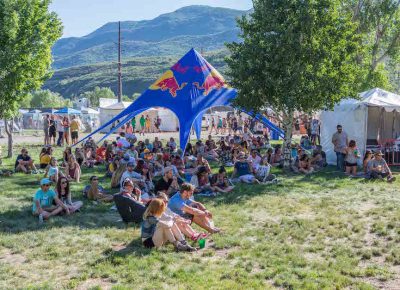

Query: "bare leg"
left=192, top=215, right=215, bottom=233
left=170, top=223, right=185, bottom=242
left=176, top=222, right=197, bottom=238
left=69, top=201, right=83, bottom=213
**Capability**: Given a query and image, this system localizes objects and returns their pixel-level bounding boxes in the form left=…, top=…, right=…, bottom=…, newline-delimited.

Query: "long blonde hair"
left=111, top=163, right=127, bottom=188
left=143, top=199, right=165, bottom=219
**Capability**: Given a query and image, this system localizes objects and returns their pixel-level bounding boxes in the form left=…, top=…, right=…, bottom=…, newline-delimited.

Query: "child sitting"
left=45, top=157, right=60, bottom=183
left=255, top=157, right=277, bottom=183
left=141, top=199, right=195, bottom=251
left=210, top=166, right=234, bottom=193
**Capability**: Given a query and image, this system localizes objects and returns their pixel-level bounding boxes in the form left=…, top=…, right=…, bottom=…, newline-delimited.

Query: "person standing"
left=48, top=115, right=56, bottom=146
left=70, top=115, right=81, bottom=145
left=63, top=116, right=70, bottom=145
left=145, top=115, right=151, bottom=133
left=331, top=124, right=348, bottom=171
left=56, top=116, right=64, bottom=146
left=131, top=117, right=136, bottom=133
left=43, top=114, right=50, bottom=146
left=140, top=115, right=146, bottom=136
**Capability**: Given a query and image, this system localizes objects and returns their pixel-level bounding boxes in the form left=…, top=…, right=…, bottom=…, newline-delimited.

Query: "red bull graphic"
left=149, top=70, right=187, bottom=97
left=193, top=69, right=228, bottom=96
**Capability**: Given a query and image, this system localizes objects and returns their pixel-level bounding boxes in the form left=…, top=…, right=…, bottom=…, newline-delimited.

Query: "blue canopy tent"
left=54, top=107, right=82, bottom=115
left=76, top=48, right=284, bottom=151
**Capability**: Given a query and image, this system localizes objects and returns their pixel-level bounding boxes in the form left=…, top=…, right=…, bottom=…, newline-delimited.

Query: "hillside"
left=43, top=50, right=229, bottom=98
left=52, top=6, right=246, bottom=69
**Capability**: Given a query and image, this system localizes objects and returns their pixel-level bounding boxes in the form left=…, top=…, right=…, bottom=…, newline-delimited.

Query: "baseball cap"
left=127, top=161, right=135, bottom=167
left=144, top=149, right=150, bottom=154
left=40, top=178, right=52, bottom=186
left=123, top=154, right=130, bottom=161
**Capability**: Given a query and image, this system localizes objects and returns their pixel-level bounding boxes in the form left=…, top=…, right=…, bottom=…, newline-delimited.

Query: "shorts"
left=345, top=162, right=357, bottom=167
left=181, top=213, right=194, bottom=223
left=49, top=130, right=56, bottom=138
left=71, top=131, right=78, bottom=139
left=44, top=129, right=49, bottom=137
left=143, top=237, right=155, bottom=248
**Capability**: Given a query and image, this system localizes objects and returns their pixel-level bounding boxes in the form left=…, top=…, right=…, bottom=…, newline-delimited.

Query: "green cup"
left=198, top=238, right=206, bottom=249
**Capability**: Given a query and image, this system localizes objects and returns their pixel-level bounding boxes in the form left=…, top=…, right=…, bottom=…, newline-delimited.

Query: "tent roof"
left=81, top=107, right=100, bottom=114
left=54, top=107, right=82, bottom=115
left=104, top=102, right=132, bottom=110
left=333, top=88, right=400, bottom=112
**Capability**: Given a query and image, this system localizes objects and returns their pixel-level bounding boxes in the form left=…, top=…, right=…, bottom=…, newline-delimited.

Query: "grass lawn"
left=0, top=144, right=400, bottom=289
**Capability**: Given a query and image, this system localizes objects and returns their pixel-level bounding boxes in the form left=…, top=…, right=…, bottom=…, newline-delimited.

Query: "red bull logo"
left=193, top=69, right=227, bottom=96
left=149, top=70, right=187, bottom=97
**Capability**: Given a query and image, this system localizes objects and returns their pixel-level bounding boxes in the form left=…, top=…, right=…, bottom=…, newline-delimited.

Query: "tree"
left=0, top=0, right=62, bottom=157
left=81, top=87, right=115, bottom=107
left=226, top=0, right=363, bottom=167
left=20, top=93, right=33, bottom=108
left=30, top=90, right=69, bottom=108
left=347, top=0, right=400, bottom=89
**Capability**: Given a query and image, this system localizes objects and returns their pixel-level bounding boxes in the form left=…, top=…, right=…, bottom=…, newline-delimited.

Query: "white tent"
left=320, top=88, right=400, bottom=165
left=99, top=102, right=132, bottom=132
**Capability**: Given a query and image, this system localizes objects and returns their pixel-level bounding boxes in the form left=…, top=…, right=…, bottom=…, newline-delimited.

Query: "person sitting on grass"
left=298, top=154, right=315, bottom=174
left=343, top=140, right=360, bottom=176
left=310, top=145, right=327, bottom=169
left=119, top=162, right=144, bottom=189
left=363, top=150, right=373, bottom=175
left=190, top=166, right=216, bottom=196
left=83, top=176, right=114, bottom=202
left=141, top=198, right=195, bottom=251
left=247, top=149, right=262, bottom=172
left=39, top=147, right=52, bottom=169
left=155, top=166, right=180, bottom=197
left=168, top=183, right=220, bottom=234
left=195, top=153, right=211, bottom=174
left=231, top=152, right=260, bottom=184
left=114, top=178, right=147, bottom=224
left=55, top=177, right=83, bottom=213
left=65, top=155, right=81, bottom=183
left=210, top=166, right=235, bottom=193
left=44, top=157, right=59, bottom=183
left=255, top=157, right=277, bottom=184
left=33, top=178, right=70, bottom=223
left=157, top=192, right=207, bottom=242
left=367, top=151, right=396, bottom=182
left=15, top=148, right=38, bottom=174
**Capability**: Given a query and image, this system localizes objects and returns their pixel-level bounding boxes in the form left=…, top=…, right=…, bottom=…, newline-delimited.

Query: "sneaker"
left=388, top=176, right=396, bottom=183
left=38, top=214, right=44, bottom=224
left=175, top=242, right=188, bottom=252
left=185, top=244, right=197, bottom=252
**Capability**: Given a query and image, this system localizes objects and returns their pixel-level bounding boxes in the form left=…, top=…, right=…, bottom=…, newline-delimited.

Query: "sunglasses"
left=61, top=181, right=68, bottom=185
left=92, top=179, right=99, bottom=181
left=43, top=184, right=51, bottom=187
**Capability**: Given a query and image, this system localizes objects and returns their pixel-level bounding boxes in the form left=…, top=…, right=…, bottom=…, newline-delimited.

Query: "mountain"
left=43, top=50, right=229, bottom=98
left=52, top=6, right=246, bottom=69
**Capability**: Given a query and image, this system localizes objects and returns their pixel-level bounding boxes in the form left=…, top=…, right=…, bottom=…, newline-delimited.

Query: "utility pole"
left=118, top=21, right=122, bottom=103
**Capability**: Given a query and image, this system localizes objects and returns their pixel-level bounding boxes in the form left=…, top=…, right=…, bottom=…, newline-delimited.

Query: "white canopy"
left=320, top=88, right=400, bottom=165
left=81, top=107, right=100, bottom=114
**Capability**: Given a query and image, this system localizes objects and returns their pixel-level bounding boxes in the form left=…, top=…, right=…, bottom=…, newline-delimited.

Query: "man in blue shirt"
left=168, top=183, right=220, bottom=233
left=33, top=178, right=70, bottom=223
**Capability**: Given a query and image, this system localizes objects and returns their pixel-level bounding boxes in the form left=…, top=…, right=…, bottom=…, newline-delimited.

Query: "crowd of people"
left=3, top=112, right=397, bottom=251
left=42, top=114, right=84, bottom=147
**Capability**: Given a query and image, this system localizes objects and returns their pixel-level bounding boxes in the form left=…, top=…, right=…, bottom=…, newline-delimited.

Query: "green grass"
left=1, top=144, right=400, bottom=289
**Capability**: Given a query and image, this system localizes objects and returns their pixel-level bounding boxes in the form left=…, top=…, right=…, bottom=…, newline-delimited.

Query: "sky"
left=50, top=0, right=253, bottom=38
